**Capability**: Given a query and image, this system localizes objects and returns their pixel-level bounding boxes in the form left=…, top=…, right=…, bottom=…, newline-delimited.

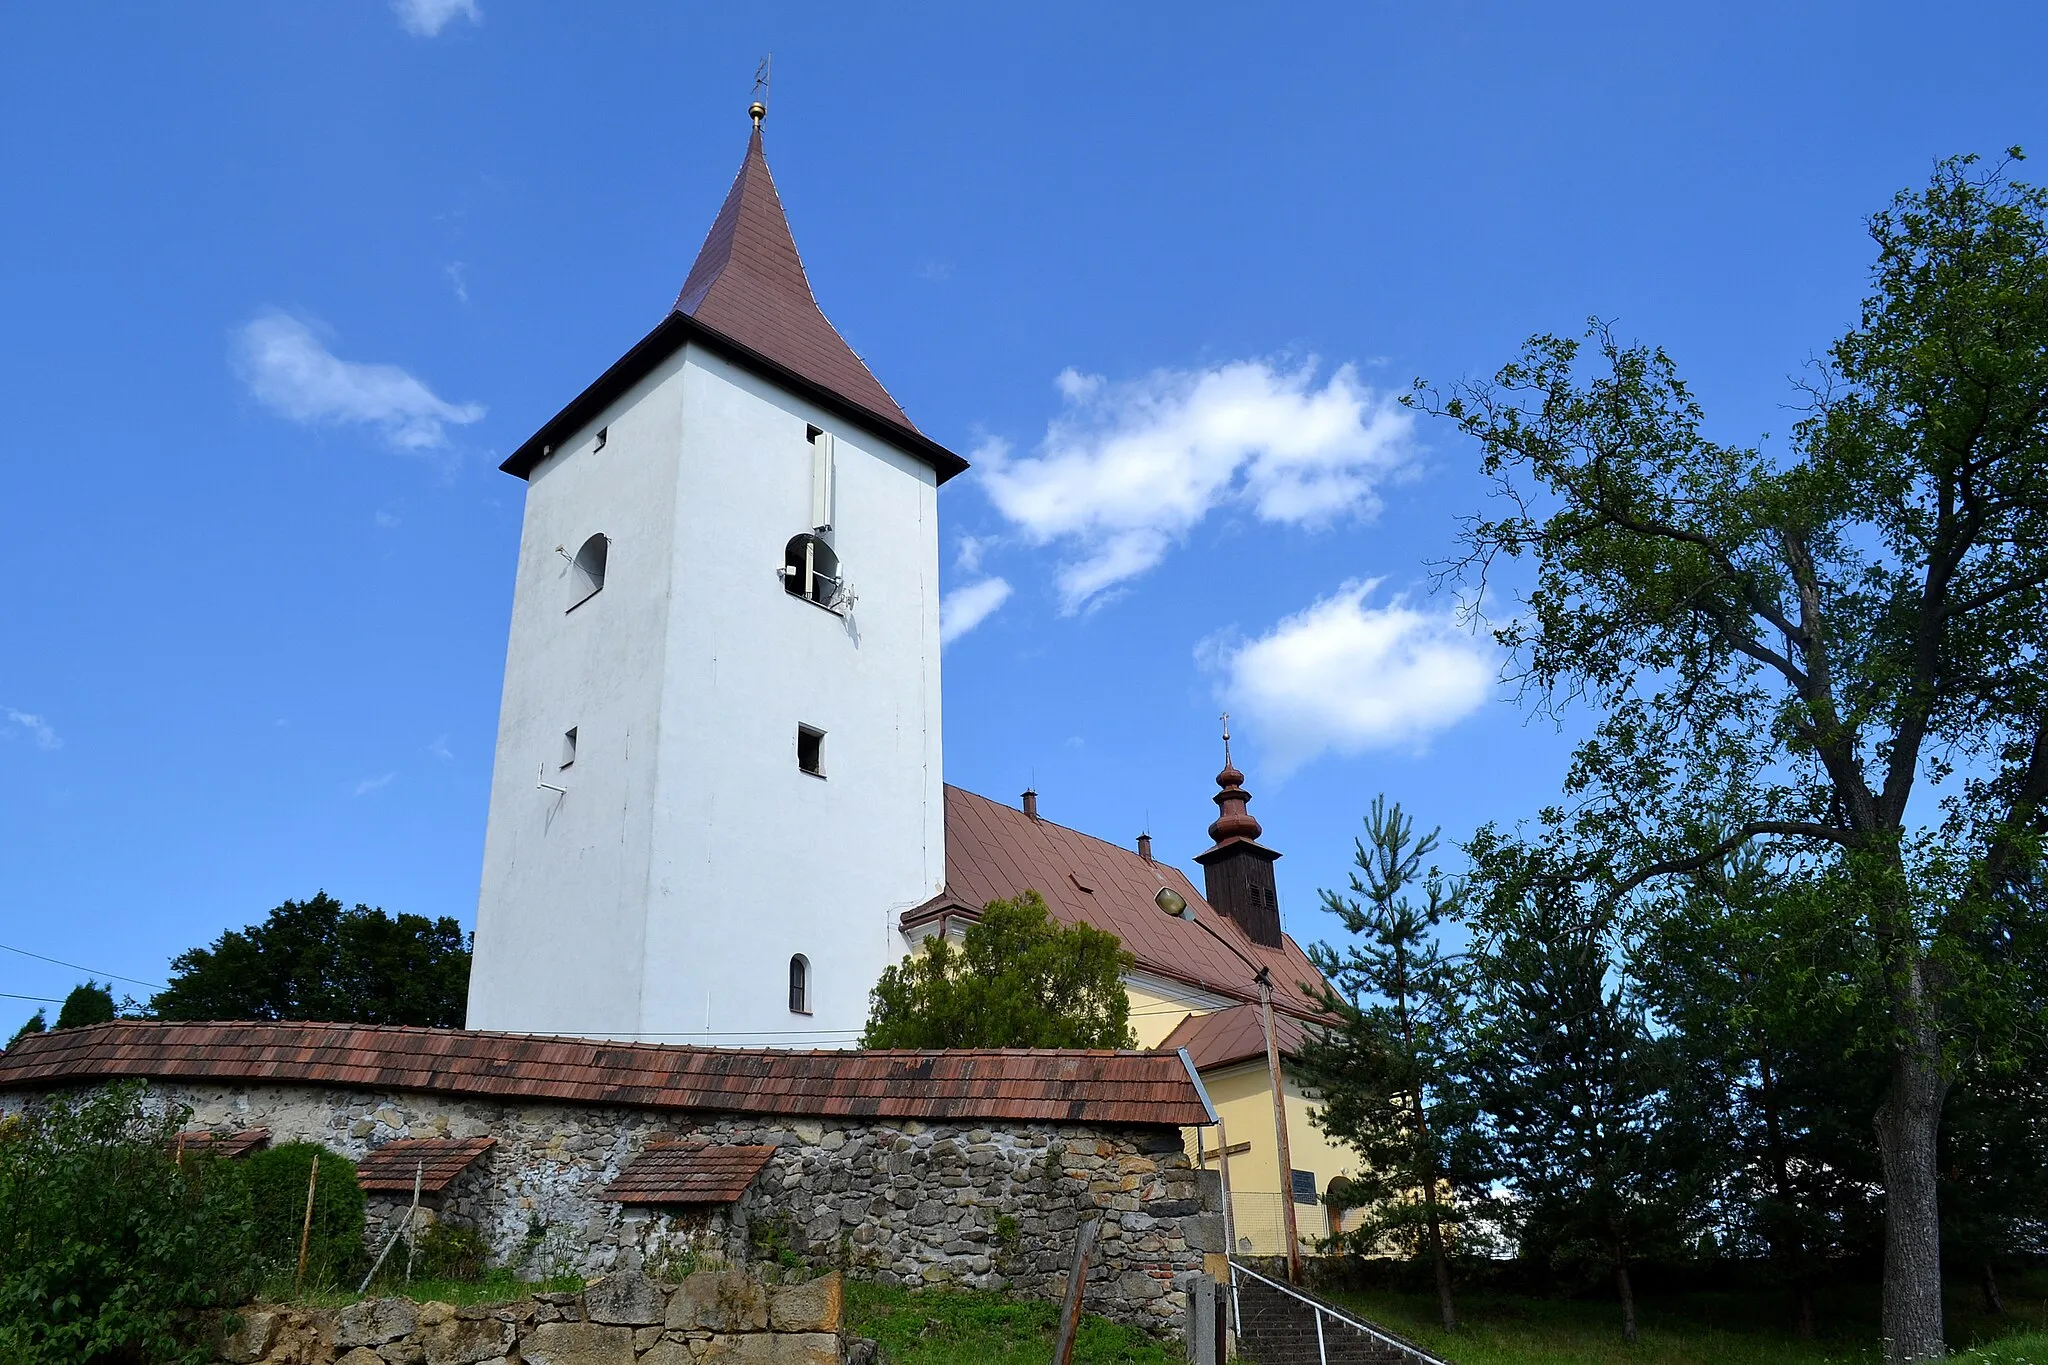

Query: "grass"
left=845, top=1281, right=1178, bottom=1365
left=1315, top=1272, right=2048, bottom=1365
left=269, top=1267, right=587, bottom=1308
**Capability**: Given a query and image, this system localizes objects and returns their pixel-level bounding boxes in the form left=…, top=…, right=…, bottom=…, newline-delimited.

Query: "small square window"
left=594, top=426, right=608, bottom=451
left=1291, top=1169, right=1319, bottom=1204
left=561, top=727, right=578, bottom=768
left=796, top=725, right=825, bottom=777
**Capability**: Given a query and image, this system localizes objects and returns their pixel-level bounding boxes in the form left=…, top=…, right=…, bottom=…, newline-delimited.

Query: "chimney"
left=1022, top=789, right=1039, bottom=820
left=1137, top=833, right=1153, bottom=862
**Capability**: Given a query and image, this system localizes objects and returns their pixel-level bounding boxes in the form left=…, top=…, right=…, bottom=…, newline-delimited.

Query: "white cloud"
left=940, top=578, right=1013, bottom=646
left=444, top=262, right=470, bottom=303
left=1202, top=580, right=1496, bottom=773
left=392, top=0, right=479, bottom=37
left=4, top=709, right=61, bottom=750
left=353, top=772, right=398, bottom=796
left=979, top=359, right=1414, bottom=611
left=428, top=735, right=453, bottom=761
left=954, top=535, right=992, bottom=574
left=233, top=312, right=484, bottom=451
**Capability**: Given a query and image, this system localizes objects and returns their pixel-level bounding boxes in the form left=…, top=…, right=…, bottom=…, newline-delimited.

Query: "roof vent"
left=1137, top=833, right=1153, bottom=862
left=1022, top=789, right=1039, bottom=820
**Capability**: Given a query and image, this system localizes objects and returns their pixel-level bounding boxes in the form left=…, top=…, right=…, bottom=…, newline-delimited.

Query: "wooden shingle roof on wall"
left=605, top=1142, right=778, bottom=1204
left=355, top=1137, right=497, bottom=1194
left=0, top=1021, right=1213, bottom=1128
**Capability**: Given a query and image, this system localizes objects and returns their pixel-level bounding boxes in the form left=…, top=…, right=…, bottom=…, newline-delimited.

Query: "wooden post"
left=1051, top=1216, right=1103, bottom=1365
left=1257, top=968, right=1302, bottom=1283
left=403, top=1162, right=424, bottom=1283
left=1213, top=1116, right=1239, bottom=1260
left=295, top=1153, right=321, bottom=1292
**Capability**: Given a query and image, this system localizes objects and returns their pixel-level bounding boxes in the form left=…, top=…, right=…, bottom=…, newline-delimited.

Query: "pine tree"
left=1300, top=797, right=1486, bottom=1332
left=1464, top=834, right=1692, bottom=1345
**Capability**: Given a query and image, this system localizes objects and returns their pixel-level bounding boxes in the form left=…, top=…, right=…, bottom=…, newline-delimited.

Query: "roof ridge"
left=944, top=783, right=1176, bottom=872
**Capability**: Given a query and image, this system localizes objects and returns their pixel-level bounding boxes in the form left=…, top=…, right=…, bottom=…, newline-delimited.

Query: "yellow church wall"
left=1122, top=977, right=1231, bottom=1049
left=1186, top=1057, right=1357, bottom=1257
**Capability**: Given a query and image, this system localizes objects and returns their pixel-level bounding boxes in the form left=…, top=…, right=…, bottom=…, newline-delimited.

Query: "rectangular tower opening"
left=796, top=725, right=825, bottom=776
left=561, top=727, right=578, bottom=768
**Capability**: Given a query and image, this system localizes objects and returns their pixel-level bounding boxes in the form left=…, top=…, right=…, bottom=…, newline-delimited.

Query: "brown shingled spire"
left=674, top=123, right=915, bottom=431
left=1195, top=717, right=1283, bottom=947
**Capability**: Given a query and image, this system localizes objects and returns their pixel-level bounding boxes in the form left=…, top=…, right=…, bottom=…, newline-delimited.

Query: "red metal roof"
left=934, top=786, right=1327, bottom=1016
left=0, top=1021, right=1211, bottom=1127
left=604, top=1141, right=777, bottom=1204
left=674, top=125, right=914, bottom=433
left=356, top=1137, right=496, bottom=1194
left=1157, top=1004, right=1315, bottom=1073
left=175, top=1127, right=270, bottom=1160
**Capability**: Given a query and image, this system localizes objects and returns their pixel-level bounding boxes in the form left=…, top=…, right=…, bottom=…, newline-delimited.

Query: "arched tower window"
left=569, top=534, right=608, bottom=609
left=788, top=954, right=811, bottom=1015
left=782, top=533, right=840, bottom=608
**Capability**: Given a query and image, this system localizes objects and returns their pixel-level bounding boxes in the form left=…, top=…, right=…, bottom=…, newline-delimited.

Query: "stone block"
left=1118, top=1271, right=1167, bottom=1301
left=220, top=1308, right=279, bottom=1364
left=421, top=1314, right=516, bottom=1365
left=337, top=1296, right=418, bottom=1348
left=667, top=1269, right=769, bottom=1332
left=641, top=1344, right=696, bottom=1365
left=337, top=1350, right=385, bottom=1365
left=771, top=1333, right=843, bottom=1365
left=586, top=1268, right=667, bottom=1325
left=1178, top=1213, right=1224, bottom=1253
left=769, top=1272, right=843, bottom=1332
left=521, top=1321, right=637, bottom=1365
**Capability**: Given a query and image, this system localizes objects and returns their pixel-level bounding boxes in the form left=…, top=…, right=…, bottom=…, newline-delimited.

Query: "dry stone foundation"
left=220, top=1267, right=848, bottom=1365
left=147, top=1081, right=1222, bottom=1337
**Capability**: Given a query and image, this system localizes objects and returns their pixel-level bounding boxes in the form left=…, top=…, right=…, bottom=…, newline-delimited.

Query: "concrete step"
left=1230, top=1273, right=1447, bottom=1365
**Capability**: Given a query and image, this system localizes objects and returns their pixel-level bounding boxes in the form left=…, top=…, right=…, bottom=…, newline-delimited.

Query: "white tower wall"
left=468, top=345, right=943, bottom=1044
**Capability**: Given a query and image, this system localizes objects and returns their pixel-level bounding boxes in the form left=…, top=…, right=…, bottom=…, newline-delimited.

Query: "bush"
left=406, top=1223, right=488, bottom=1282
left=0, top=1082, right=258, bottom=1365
left=243, top=1142, right=367, bottom=1289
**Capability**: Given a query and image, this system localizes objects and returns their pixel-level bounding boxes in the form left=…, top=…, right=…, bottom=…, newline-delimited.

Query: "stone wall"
left=139, top=1082, right=1222, bottom=1336
left=222, top=1267, right=849, bottom=1365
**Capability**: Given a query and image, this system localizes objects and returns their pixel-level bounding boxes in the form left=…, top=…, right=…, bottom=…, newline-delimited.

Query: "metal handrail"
left=1227, top=1259, right=1452, bottom=1365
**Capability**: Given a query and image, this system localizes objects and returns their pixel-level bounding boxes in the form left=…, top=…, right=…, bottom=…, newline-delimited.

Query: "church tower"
left=1193, top=734, right=1285, bottom=949
left=466, top=112, right=965, bottom=1045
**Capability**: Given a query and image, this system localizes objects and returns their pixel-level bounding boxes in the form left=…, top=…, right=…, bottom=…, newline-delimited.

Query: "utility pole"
left=1256, top=966, right=1302, bottom=1282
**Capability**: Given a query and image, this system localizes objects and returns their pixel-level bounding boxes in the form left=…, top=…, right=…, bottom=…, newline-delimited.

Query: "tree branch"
left=1608, top=821, right=1857, bottom=900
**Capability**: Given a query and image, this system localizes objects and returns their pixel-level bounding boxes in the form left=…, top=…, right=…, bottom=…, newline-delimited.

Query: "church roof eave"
left=499, top=309, right=968, bottom=484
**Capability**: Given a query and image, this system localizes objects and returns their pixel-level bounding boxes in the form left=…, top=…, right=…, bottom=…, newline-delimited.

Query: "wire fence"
left=1226, top=1190, right=1329, bottom=1256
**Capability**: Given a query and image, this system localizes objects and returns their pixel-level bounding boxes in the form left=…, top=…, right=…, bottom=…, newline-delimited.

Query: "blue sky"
left=3, top=2, right=2043, bottom=1014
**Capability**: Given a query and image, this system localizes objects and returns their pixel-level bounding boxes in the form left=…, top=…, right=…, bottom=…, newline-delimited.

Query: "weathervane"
left=1220, top=711, right=1232, bottom=767
left=750, top=54, right=772, bottom=126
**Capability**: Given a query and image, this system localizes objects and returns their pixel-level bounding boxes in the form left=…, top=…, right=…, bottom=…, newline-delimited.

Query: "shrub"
left=407, top=1223, right=489, bottom=1282
left=0, top=1082, right=258, bottom=1365
left=242, top=1142, right=367, bottom=1288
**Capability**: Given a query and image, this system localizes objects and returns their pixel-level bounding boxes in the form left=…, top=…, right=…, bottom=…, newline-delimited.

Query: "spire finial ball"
left=749, top=101, right=766, bottom=126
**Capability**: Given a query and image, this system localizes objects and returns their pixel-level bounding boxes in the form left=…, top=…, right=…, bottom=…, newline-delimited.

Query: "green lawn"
left=845, top=1282, right=1179, bottom=1365
left=1316, top=1274, right=2048, bottom=1365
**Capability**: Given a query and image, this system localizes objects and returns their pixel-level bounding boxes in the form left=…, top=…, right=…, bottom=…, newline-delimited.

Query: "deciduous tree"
left=149, top=893, right=471, bottom=1027
left=1425, top=152, right=2048, bottom=1360
left=862, top=891, right=1136, bottom=1049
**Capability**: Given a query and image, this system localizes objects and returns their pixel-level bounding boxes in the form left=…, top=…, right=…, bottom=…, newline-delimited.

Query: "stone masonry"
left=150, top=1081, right=1224, bottom=1336
left=220, top=1266, right=850, bottom=1365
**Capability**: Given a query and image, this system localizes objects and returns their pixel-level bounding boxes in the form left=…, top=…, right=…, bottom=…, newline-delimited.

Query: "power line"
left=0, top=941, right=164, bottom=991
left=0, top=991, right=64, bottom=1004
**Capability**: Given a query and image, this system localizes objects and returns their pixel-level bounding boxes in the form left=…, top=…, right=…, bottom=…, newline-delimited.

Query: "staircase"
left=1229, top=1262, right=1451, bottom=1365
